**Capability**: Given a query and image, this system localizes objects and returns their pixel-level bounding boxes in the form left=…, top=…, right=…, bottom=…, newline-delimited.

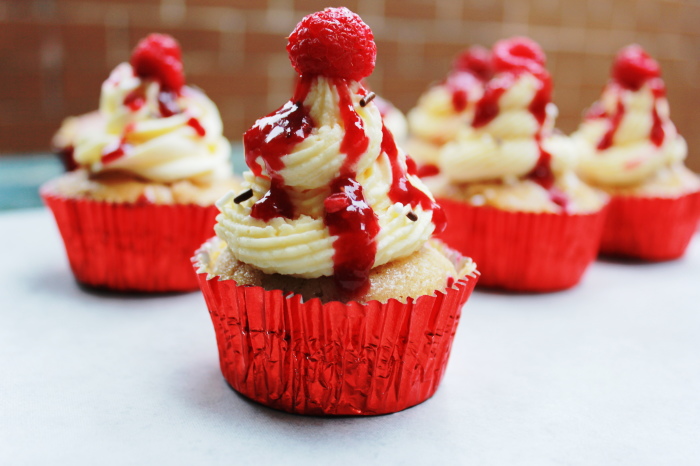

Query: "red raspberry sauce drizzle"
left=244, top=77, right=314, bottom=221
left=101, top=138, right=132, bottom=164
left=336, top=79, right=370, bottom=175
left=187, top=117, right=206, bottom=137
left=324, top=176, right=380, bottom=297
left=445, top=71, right=484, bottom=113
left=382, top=124, right=446, bottom=233
left=329, top=79, right=379, bottom=295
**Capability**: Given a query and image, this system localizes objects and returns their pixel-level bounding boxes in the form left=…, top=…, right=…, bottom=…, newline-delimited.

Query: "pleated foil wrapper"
left=436, top=197, right=607, bottom=292
left=194, top=238, right=479, bottom=416
left=41, top=188, right=219, bottom=292
left=600, top=190, right=700, bottom=261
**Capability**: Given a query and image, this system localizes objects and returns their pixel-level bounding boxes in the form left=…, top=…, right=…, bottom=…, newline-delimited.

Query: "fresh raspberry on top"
left=612, top=45, right=661, bottom=91
left=453, top=46, right=493, bottom=81
left=130, top=34, right=185, bottom=93
left=492, top=37, right=546, bottom=74
left=287, top=7, right=376, bottom=81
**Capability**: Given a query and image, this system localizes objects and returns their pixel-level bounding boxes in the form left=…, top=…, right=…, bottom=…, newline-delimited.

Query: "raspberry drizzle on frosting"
left=244, top=89, right=314, bottom=221
left=382, top=124, right=446, bottom=233
left=324, top=176, right=380, bottom=296
left=336, top=79, right=370, bottom=174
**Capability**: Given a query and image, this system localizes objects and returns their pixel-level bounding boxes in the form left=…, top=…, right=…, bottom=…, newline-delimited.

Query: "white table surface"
left=2, top=208, right=699, bottom=465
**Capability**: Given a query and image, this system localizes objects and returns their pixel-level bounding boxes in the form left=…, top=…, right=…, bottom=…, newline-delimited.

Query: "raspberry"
left=492, top=37, right=546, bottom=74
left=130, top=33, right=185, bottom=93
left=287, top=7, right=376, bottom=81
left=612, top=45, right=660, bottom=91
left=453, top=45, right=493, bottom=81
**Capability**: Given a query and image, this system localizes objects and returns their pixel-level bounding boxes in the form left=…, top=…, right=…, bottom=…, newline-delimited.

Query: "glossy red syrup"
left=124, top=89, right=145, bottom=112
left=244, top=78, right=314, bottom=221
left=472, top=73, right=512, bottom=128
left=324, top=176, right=380, bottom=297
left=336, top=79, right=370, bottom=175
left=415, top=162, right=441, bottom=178
left=250, top=178, right=295, bottom=221
left=527, top=139, right=555, bottom=191
left=101, top=139, right=131, bottom=164
left=528, top=74, right=552, bottom=126
left=382, top=124, right=446, bottom=233
left=650, top=106, right=664, bottom=147
left=452, top=89, right=468, bottom=112
left=649, top=79, right=666, bottom=147
left=445, top=71, right=480, bottom=113
left=187, top=117, right=206, bottom=137
left=597, top=99, right=624, bottom=151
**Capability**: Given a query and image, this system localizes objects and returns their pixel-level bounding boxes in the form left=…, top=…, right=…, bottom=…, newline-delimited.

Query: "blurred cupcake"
left=195, top=7, right=478, bottom=415
left=41, top=34, right=238, bottom=292
left=573, top=45, right=700, bottom=260
left=406, top=46, right=492, bottom=176
left=433, top=37, right=608, bottom=292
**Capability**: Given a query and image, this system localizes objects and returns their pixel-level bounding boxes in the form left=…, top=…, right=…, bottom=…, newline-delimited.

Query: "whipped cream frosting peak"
left=72, top=62, right=231, bottom=183
left=573, top=46, right=686, bottom=187
left=216, top=76, right=444, bottom=295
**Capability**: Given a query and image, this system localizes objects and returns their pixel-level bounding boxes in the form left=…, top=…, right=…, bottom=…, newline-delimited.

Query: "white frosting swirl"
left=573, top=82, right=687, bottom=187
left=72, top=63, right=231, bottom=183
left=216, top=77, right=439, bottom=278
left=439, top=73, right=573, bottom=183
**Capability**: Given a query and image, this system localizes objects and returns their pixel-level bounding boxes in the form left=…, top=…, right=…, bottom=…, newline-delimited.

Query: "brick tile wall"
left=0, top=0, right=698, bottom=171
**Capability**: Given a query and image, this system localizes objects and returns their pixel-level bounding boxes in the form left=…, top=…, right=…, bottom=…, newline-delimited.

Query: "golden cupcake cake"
left=427, top=37, right=608, bottom=291
left=42, top=34, right=238, bottom=292
left=573, top=45, right=700, bottom=260
left=194, top=7, right=478, bottom=415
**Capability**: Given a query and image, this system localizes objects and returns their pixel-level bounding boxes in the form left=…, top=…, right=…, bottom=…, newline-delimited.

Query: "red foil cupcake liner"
left=42, top=188, right=219, bottom=292
left=194, top=239, right=479, bottom=416
left=600, top=191, right=700, bottom=261
left=436, top=198, right=607, bottom=292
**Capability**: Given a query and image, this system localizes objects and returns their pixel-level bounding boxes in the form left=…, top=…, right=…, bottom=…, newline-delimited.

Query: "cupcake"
left=431, top=37, right=608, bottom=292
left=406, top=46, right=492, bottom=176
left=41, top=34, right=238, bottom=292
left=194, top=7, right=478, bottom=415
left=573, top=45, right=700, bottom=260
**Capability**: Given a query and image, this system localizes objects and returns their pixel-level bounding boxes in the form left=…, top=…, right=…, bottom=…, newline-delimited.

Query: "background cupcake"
left=195, top=7, right=478, bottom=416
left=432, top=37, right=608, bottom=292
left=42, top=34, right=238, bottom=292
left=573, top=45, right=700, bottom=260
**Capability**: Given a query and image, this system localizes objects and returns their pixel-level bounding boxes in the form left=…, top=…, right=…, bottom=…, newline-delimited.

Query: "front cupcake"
left=194, top=7, right=478, bottom=415
left=573, top=45, right=700, bottom=260
left=432, top=37, right=608, bottom=292
left=41, top=34, right=238, bottom=292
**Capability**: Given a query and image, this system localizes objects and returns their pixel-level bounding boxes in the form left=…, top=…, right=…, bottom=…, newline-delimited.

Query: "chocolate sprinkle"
left=233, top=189, right=254, bottom=204
left=406, top=211, right=418, bottom=222
left=360, top=92, right=376, bottom=107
